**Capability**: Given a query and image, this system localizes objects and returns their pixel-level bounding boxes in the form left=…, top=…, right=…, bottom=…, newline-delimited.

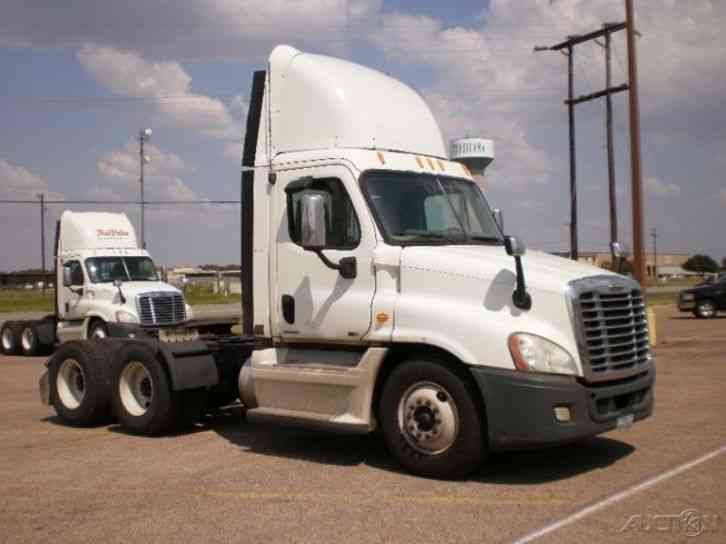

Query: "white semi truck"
left=1, top=211, right=233, bottom=357
left=38, top=45, right=654, bottom=478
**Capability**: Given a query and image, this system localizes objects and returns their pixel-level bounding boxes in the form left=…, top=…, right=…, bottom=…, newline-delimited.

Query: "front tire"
left=1, top=321, right=23, bottom=355
left=380, top=357, right=486, bottom=479
left=89, top=320, right=109, bottom=339
left=111, top=344, right=182, bottom=436
left=694, top=300, right=717, bottom=319
left=48, top=341, right=113, bottom=426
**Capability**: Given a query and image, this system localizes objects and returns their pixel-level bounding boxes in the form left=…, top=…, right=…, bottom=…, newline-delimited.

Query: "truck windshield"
left=85, top=257, right=158, bottom=283
left=362, top=171, right=503, bottom=245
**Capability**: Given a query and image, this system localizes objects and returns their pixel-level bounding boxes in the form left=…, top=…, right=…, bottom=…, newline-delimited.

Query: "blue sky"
left=1, top=1, right=725, bottom=269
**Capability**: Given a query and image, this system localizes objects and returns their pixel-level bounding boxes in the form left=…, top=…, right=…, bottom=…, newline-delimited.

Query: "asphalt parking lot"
left=0, top=305, right=724, bottom=543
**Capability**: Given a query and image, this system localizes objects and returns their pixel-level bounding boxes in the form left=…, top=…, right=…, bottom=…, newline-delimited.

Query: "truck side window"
left=287, top=178, right=360, bottom=250
left=66, top=261, right=84, bottom=286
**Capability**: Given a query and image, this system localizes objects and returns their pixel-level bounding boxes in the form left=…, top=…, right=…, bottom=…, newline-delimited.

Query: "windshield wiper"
left=469, top=235, right=503, bottom=245
left=399, top=230, right=467, bottom=244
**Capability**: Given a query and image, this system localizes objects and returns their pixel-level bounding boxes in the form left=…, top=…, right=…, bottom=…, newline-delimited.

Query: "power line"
left=0, top=200, right=240, bottom=205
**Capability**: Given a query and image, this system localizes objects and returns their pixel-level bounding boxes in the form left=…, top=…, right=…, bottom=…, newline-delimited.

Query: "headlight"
left=680, top=293, right=694, bottom=301
left=508, top=333, right=578, bottom=376
left=115, top=310, right=139, bottom=323
left=185, top=304, right=193, bottom=320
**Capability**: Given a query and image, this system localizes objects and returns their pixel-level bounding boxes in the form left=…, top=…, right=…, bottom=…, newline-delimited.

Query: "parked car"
left=678, top=276, right=726, bottom=318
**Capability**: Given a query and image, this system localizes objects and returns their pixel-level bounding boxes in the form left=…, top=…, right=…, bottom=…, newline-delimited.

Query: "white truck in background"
left=1, top=211, right=234, bottom=356
left=39, top=46, right=654, bottom=479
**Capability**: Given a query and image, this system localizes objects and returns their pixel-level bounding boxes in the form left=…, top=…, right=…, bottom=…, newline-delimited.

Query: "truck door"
left=275, top=165, right=375, bottom=341
left=60, top=260, right=85, bottom=320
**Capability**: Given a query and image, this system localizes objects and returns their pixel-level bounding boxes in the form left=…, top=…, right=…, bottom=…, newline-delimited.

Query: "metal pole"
left=651, top=228, right=657, bottom=280
left=39, top=193, right=46, bottom=297
left=604, top=27, right=619, bottom=263
left=625, top=0, right=646, bottom=287
left=567, top=44, right=578, bottom=261
left=139, top=131, right=146, bottom=249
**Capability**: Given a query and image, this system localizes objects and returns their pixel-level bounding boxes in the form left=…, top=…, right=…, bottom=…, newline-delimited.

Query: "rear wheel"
left=49, top=341, right=113, bottom=426
left=112, top=344, right=183, bottom=436
left=380, top=357, right=486, bottom=479
left=694, top=300, right=717, bottom=319
left=20, top=323, right=42, bottom=356
left=1, top=321, right=23, bottom=355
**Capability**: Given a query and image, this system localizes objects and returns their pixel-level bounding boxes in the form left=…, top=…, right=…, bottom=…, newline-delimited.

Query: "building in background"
left=550, top=250, right=692, bottom=279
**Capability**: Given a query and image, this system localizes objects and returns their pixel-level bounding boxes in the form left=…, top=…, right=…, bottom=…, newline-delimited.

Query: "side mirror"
left=503, top=235, right=531, bottom=310
left=504, top=235, right=526, bottom=257
left=300, top=192, right=327, bottom=250
left=492, top=209, right=504, bottom=232
left=63, top=267, right=73, bottom=287
left=113, top=279, right=126, bottom=304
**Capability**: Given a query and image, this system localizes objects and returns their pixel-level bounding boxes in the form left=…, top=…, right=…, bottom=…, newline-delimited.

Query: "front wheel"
left=694, top=300, right=717, bottom=319
left=380, top=358, right=486, bottom=479
left=89, top=320, right=109, bottom=339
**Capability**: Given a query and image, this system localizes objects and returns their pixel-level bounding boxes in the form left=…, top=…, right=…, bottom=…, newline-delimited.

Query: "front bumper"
left=469, top=365, right=654, bottom=451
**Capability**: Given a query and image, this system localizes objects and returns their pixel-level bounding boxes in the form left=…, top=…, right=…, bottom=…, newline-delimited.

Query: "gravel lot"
left=0, top=305, right=724, bottom=543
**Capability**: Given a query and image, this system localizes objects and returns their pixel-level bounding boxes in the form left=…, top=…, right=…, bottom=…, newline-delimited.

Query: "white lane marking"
left=513, top=443, right=726, bottom=543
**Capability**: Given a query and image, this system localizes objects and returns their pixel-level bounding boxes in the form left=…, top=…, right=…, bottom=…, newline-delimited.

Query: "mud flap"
left=156, top=340, right=219, bottom=391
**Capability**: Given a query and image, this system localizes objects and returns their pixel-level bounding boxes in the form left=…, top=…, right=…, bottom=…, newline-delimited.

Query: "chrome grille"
left=569, top=276, right=651, bottom=381
left=136, top=292, right=185, bottom=326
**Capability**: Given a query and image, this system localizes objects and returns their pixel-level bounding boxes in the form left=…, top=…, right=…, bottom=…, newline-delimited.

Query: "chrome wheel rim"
left=119, top=361, right=154, bottom=417
left=21, top=327, right=35, bottom=352
left=699, top=302, right=715, bottom=317
left=57, top=358, right=86, bottom=409
left=398, top=381, right=459, bottom=455
left=91, top=326, right=107, bottom=339
left=1, top=328, right=14, bottom=351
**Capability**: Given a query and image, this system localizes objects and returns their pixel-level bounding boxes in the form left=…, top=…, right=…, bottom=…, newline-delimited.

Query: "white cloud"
left=223, top=143, right=242, bottom=161
left=0, top=158, right=64, bottom=200
left=78, top=45, right=240, bottom=140
left=96, top=142, right=200, bottom=203
left=1, top=1, right=382, bottom=60
left=645, top=176, right=680, bottom=198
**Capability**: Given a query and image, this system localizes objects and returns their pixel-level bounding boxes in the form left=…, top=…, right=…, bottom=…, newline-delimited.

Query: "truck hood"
left=87, top=281, right=183, bottom=302
left=400, top=245, right=616, bottom=295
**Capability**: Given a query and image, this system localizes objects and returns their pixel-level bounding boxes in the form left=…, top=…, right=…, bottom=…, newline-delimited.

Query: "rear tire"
left=380, top=357, right=486, bottom=479
left=48, top=341, right=113, bottom=426
left=20, top=323, right=42, bottom=356
left=111, top=343, right=183, bottom=436
left=694, top=300, right=717, bottom=319
left=1, top=321, right=23, bottom=355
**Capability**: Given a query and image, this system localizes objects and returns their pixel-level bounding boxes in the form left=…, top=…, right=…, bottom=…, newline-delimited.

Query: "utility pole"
left=596, top=23, right=620, bottom=264
left=567, top=43, right=578, bottom=261
left=650, top=228, right=658, bottom=281
left=625, top=0, right=647, bottom=288
left=139, top=128, right=152, bottom=250
left=535, top=23, right=628, bottom=262
left=37, top=193, right=46, bottom=297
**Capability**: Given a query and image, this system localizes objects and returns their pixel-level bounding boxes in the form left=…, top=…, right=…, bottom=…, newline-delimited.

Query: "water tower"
left=449, top=138, right=495, bottom=176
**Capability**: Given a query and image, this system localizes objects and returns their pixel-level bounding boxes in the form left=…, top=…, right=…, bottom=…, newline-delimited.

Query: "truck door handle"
left=282, top=295, right=295, bottom=324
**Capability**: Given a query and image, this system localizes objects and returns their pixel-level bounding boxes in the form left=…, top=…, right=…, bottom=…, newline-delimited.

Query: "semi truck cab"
left=54, top=211, right=191, bottom=341
left=38, top=45, right=654, bottom=479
